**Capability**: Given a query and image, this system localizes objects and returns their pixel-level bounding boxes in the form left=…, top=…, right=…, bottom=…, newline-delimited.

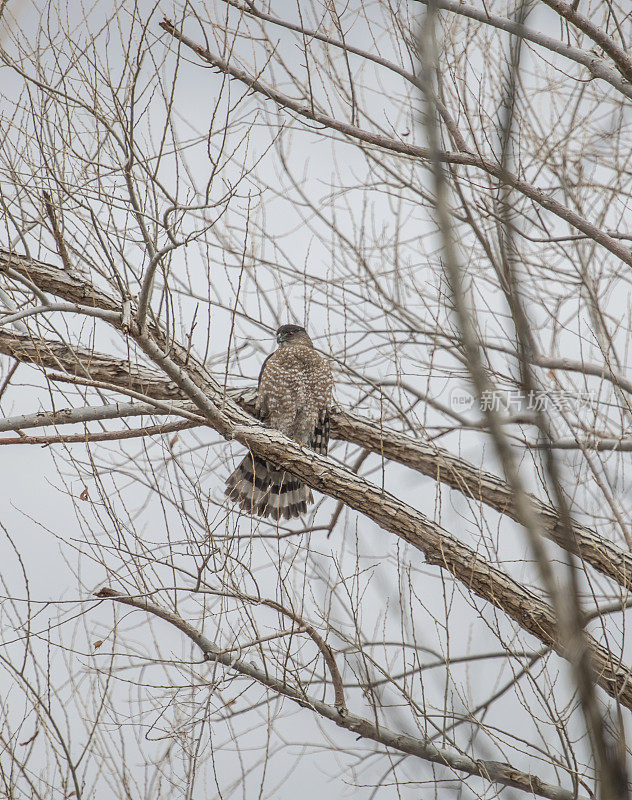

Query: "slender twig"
left=42, top=191, right=74, bottom=272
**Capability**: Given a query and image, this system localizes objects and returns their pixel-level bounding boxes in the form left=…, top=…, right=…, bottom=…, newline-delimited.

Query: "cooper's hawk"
left=225, top=324, right=333, bottom=520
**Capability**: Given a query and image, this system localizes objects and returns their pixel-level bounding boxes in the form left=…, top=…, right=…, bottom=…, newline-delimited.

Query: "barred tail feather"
left=225, top=453, right=313, bottom=520
left=311, top=410, right=330, bottom=455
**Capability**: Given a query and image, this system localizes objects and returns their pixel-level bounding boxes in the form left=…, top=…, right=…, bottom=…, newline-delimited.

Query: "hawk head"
left=276, top=324, right=310, bottom=345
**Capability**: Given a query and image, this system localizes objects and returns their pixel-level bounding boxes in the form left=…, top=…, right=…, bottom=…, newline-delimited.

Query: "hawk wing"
left=257, top=353, right=273, bottom=388
left=255, top=352, right=274, bottom=422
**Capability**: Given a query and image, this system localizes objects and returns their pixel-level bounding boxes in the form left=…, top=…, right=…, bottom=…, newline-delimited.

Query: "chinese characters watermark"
left=449, top=387, right=594, bottom=413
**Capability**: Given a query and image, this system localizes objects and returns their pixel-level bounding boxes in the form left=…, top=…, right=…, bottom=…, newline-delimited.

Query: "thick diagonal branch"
left=536, top=0, right=632, bottom=85
left=2, top=326, right=630, bottom=594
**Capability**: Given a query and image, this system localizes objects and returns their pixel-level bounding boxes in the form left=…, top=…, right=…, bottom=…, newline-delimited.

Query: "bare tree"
left=1, top=0, right=632, bottom=797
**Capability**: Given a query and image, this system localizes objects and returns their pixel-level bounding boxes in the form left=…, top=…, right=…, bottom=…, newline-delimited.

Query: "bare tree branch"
left=95, top=587, right=590, bottom=800
left=158, top=18, right=632, bottom=269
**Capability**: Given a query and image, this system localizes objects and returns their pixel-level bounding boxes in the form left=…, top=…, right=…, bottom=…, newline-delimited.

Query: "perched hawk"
left=226, top=324, right=334, bottom=520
